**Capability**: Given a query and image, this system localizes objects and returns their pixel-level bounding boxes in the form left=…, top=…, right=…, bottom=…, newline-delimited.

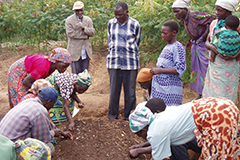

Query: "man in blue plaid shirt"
left=107, top=1, right=141, bottom=120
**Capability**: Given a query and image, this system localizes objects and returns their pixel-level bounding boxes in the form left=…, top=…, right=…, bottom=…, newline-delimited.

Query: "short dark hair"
left=145, top=98, right=166, bottom=113
left=225, top=15, right=239, bottom=30
left=162, top=20, right=179, bottom=33
left=115, top=1, right=128, bottom=11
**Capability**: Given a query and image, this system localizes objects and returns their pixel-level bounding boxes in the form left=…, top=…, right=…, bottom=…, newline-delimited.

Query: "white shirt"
left=147, top=102, right=196, bottom=160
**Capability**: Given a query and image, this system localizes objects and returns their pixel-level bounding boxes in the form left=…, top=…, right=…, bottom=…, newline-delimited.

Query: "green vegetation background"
left=1, top=0, right=240, bottom=83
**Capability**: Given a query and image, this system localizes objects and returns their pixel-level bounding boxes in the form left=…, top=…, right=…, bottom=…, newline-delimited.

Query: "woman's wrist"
left=68, top=118, right=74, bottom=123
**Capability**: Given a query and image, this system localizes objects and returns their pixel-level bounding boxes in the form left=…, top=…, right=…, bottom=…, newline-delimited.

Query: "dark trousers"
left=71, top=56, right=89, bottom=74
left=108, top=69, right=137, bottom=119
left=170, top=138, right=202, bottom=160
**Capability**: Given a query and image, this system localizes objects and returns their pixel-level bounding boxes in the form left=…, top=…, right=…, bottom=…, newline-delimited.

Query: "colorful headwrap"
left=129, top=103, right=155, bottom=133
left=172, top=0, right=191, bottom=8
left=49, top=47, right=71, bottom=63
left=215, top=0, right=239, bottom=12
left=137, top=68, right=153, bottom=82
left=77, top=69, right=92, bottom=87
left=28, top=79, right=53, bottom=94
left=15, top=138, right=51, bottom=160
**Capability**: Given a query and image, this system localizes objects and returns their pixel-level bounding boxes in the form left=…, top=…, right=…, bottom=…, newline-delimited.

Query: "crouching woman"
left=46, top=69, right=91, bottom=131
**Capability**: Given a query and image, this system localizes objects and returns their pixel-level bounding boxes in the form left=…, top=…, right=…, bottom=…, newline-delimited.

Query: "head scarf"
left=49, top=47, right=71, bottom=63
left=28, top=79, right=53, bottom=94
left=129, top=103, right=155, bottom=133
left=172, top=0, right=191, bottom=8
left=137, top=68, right=153, bottom=82
left=215, top=0, right=239, bottom=12
left=77, top=69, right=92, bottom=87
left=15, top=138, right=51, bottom=160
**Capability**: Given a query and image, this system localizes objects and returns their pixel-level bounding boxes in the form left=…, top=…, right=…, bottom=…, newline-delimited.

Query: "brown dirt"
left=0, top=43, right=199, bottom=160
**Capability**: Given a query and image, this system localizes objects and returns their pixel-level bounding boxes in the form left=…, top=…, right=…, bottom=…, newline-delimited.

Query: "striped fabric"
left=107, top=16, right=141, bottom=70
left=182, top=11, right=215, bottom=40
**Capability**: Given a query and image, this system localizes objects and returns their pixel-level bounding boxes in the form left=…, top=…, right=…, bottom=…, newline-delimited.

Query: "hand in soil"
left=61, top=131, right=73, bottom=140
left=78, top=101, right=84, bottom=108
left=68, top=122, right=75, bottom=131
left=129, top=149, right=139, bottom=158
left=53, top=128, right=61, bottom=137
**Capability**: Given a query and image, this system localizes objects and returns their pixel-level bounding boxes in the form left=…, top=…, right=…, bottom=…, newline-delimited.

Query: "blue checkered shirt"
left=107, top=16, right=141, bottom=70
left=0, top=97, right=56, bottom=143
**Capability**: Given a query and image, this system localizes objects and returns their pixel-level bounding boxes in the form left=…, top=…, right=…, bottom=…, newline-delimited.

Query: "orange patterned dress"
left=191, top=97, right=240, bottom=159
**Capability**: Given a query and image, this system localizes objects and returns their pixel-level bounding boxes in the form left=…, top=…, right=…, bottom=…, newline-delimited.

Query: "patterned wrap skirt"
left=190, top=36, right=209, bottom=95
left=8, top=57, right=28, bottom=108
left=202, top=55, right=239, bottom=103
left=191, top=97, right=240, bottom=159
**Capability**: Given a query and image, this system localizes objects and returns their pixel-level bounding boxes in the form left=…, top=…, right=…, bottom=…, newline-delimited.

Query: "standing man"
left=65, top=1, right=95, bottom=74
left=107, top=1, right=141, bottom=120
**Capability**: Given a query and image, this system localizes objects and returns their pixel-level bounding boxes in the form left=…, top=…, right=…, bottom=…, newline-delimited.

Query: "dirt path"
left=0, top=43, right=198, bottom=159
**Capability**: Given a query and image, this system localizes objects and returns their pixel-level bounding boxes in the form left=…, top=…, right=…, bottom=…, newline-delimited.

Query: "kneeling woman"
left=46, top=69, right=91, bottom=131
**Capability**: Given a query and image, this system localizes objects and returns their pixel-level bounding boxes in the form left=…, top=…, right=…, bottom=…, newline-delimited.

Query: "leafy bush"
left=0, top=0, right=217, bottom=48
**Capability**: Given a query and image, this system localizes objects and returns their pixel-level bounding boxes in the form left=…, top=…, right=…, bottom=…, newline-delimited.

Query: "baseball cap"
left=72, top=1, right=84, bottom=10
left=37, top=86, right=62, bottom=105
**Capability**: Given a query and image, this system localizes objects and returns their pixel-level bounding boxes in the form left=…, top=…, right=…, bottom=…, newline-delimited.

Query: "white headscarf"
left=77, top=69, right=92, bottom=87
left=215, top=0, right=239, bottom=12
left=172, top=0, right=191, bottom=9
left=129, top=102, right=154, bottom=133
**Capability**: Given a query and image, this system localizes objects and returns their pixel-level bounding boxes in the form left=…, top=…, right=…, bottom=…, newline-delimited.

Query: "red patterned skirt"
left=192, top=97, right=240, bottom=159
left=8, top=57, right=29, bottom=108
